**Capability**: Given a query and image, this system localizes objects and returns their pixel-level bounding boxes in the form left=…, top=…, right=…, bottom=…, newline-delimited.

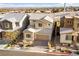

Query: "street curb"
left=0, top=48, right=47, bottom=54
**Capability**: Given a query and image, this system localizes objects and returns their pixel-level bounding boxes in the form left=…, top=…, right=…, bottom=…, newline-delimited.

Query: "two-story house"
left=0, top=13, right=29, bottom=42
left=23, top=13, right=60, bottom=46
left=23, top=14, right=53, bottom=45
left=60, top=14, right=79, bottom=47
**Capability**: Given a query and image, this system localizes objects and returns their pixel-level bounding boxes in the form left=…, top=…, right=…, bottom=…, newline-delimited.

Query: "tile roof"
left=28, top=13, right=59, bottom=22
left=44, top=16, right=53, bottom=23
left=0, top=13, right=26, bottom=22
left=28, top=13, right=48, bottom=20
left=23, top=28, right=41, bottom=33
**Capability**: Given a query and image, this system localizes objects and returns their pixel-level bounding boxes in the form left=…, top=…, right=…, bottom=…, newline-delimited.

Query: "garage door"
left=35, top=34, right=49, bottom=40
left=33, top=40, right=48, bottom=46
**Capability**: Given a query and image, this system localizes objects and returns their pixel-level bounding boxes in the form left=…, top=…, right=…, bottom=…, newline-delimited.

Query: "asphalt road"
left=0, top=50, right=54, bottom=56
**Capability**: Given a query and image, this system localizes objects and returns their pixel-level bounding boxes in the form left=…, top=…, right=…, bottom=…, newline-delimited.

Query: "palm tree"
left=51, top=21, right=60, bottom=46
left=51, top=22, right=56, bottom=46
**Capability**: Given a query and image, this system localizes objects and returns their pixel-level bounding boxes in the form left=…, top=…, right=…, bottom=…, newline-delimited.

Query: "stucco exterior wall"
left=60, top=33, right=72, bottom=44
left=30, top=20, right=53, bottom=29
left=64, top=18, right=73, bottom=28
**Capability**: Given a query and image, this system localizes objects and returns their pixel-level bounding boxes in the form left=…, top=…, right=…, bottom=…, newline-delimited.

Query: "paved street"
left=0, top=50, right=54, bottom=56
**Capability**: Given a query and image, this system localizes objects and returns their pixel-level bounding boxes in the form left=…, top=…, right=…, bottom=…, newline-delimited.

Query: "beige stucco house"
left=0, top=13, right=29, bottom=41
left=60, top=15, right=79, bottom=47
left=23, top=13, right=60, bottom=46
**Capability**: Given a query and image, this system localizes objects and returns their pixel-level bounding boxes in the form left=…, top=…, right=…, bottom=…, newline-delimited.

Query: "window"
left=66, top=35, right=72, bottom=40
left=38, top=23, right=42, bottom=27
left=15, top=22, right=19, bottom=26
left=26, top=34, right=31, bottom=38
left=4, top=23, right=10, bottom=28
left=48, top=23, right=50, bottom=26
left=67, top=21, right=69, bottom=23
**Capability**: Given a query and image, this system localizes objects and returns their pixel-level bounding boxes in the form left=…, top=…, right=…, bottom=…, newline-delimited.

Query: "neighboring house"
left=0, top=13, right=29, bottom=41
left=60, top=12, right=76, bottom=28
left=60, top=27, right=79, bottom=47
left=60, top=14, right=79, bottom=47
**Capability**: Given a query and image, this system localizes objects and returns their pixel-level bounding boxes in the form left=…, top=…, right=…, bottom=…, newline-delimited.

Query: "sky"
left=0, top=3, right=79, bottom=8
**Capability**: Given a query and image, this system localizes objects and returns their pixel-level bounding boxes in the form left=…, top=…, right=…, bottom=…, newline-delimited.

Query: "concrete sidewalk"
left=0, top=45, right=48, bottom=54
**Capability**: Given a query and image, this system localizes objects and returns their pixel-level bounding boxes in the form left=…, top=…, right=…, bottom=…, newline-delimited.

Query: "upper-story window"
left=38, top=23, right=42, bottom=27
left=15, top=22, right=19, bottom=26
left=67, top=21, right=69, bottom=23
left=67, top=20, right=72, bottom=24
left=4, top=23, right=10, bottom=28
left=48, top=23, right=50, bottom=26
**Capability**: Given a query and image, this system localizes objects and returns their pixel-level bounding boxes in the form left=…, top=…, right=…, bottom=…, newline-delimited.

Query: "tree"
left=51, top=21, right=60, bottom=46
